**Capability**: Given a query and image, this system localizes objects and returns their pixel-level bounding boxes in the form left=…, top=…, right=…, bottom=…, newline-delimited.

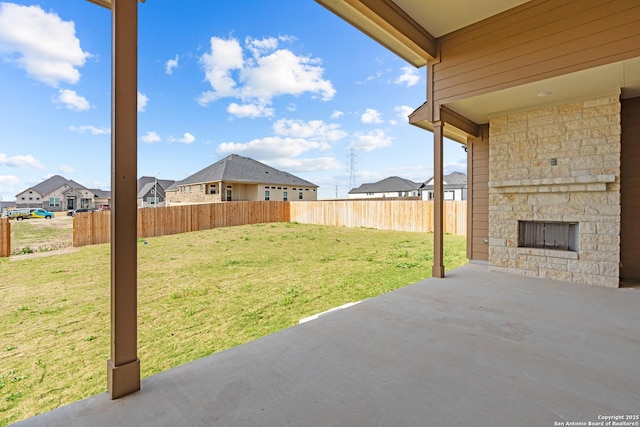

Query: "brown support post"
left=107, top=0, right=140, bottom=399
left=466, top=136, right=474, bottom=260
left=432, top=120, right=445, bottom=278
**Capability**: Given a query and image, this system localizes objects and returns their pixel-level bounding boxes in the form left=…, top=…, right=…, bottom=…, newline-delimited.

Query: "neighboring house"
left=165, top=154, right=318, bottom=204
left=137, top=177, right=175, bottom=208
left=15, top=175, right=109, bottom=212
left=421, top=172, right=467, bottom=201
left=348, top=176, right=421, bottom=199
left=91, top=188, right=112, bottom=208
left=0, top=200, right=16, bottom=217
left=318, top=0, right=640, bottom=287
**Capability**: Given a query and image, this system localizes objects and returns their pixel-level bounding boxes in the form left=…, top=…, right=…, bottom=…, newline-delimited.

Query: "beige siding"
left=467, top=125, right=489, bottom=261
left=620, top=96, right=640, bottom=283
left=433, top=0, right=640, bottom=106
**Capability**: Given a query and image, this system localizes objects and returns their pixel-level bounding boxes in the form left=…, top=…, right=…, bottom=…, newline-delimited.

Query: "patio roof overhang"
left=314, top=0, right=436, bottom=67
left=317, top=0, right=640, bottom=129
left=409, top=102, right=479, bottom=144
left=87, top=0, right=144, bottom=9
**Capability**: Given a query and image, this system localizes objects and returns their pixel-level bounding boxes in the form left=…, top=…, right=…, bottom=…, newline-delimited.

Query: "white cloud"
left=331, top=110, right=344, bottom=119
left=268, top=156, right=343, bottom=173
left=361, top=108, right=382, bottom=124
left=227, top=102, right=274, bottom=118
left=273, top=119, right=346, bottom=142
left=55, top=89, right=90, bottom=111
left=198, top=37, right=244, bottom=104
left=394, top=105, right=414, bottom=122
left=0, top=3, right=90, bottom=86
left=394, top=66, right=420, bottom=87
left=349, top=129, right=393, bottom=152
left=69, top=125, right=110, bottom=135
left=198, top=36, right=335, bottom=108
left=178, top=133, right=195, bottom=144
left=445, top=159, right=468, bottom=174
left=245, top=36, right=279, bottom=58
left=0, top=175, right=20, bottom=189
left=165, top=54, right=179, bottom=75
left=217, top=136, right=328, bottom=160
left=140, top=131, right=161, bottom=143
left=0, top=153, right=45, bottom=169
left=138, top=92, right=148, bottom=112
left=59, top=165, right=75, bottom=174
left=357, top=70, right=384, bottom=85
left=240, top=48, right=335, bottom=102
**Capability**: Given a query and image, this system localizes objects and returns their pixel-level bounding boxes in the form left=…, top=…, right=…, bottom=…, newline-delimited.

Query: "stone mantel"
left=489, top=174, right=616, bottom=194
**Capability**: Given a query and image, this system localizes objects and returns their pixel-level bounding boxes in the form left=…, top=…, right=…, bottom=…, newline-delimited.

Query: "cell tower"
left=347, top=148, right=358, bottom=189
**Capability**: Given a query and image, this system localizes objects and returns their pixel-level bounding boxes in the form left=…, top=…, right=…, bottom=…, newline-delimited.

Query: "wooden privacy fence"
left=0, top=217, right=9, bottom=257
left=289, top=200, right=466, bottom=235
left=72, top=200, right=466, bottom=248
left=73, top=201, right=290, bottom=247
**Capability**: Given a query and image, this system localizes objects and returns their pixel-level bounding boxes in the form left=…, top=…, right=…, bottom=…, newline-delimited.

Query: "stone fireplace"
left=488, top=94, right=621, bottom=287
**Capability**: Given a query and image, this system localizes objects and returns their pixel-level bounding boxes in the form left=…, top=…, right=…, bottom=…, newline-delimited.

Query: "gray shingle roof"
left=421, top=172, right=467, bottom=189
left=137, top=177, right=175, bottom=197
left=137, top=182, right=165, bottom=199
left=28, top=175, right=88, bottom=197
left=178, top=154, right=318, bottom=187
left=349, top=176, right=421, bottom=194
left=90, top=189, right=111, bottom=199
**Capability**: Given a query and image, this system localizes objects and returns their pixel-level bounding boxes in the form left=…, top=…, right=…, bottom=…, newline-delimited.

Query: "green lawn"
left=0, top=222, right=467, bottom=425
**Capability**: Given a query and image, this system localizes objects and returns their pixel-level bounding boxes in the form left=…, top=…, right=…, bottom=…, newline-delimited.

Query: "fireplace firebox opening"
left=518, top=221, right=579, bottom=252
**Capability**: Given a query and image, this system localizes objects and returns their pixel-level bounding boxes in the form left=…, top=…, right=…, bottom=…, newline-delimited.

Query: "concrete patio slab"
left=14, top=264, right=640, bottom=426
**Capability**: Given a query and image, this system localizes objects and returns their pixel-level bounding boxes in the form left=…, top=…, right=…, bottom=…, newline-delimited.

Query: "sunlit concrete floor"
left=14, top=264, right=640, bottom=426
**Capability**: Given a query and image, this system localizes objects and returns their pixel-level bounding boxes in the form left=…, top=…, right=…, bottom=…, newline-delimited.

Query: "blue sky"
left=0, top=0, right=466, bottom=200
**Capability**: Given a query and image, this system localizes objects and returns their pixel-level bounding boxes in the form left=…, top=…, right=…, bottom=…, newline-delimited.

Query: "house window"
left=444, top=191, right=455, bottom=200
left=147, top=196, right=158, bottom=205
left=226, top=189, right=232, bottom=201
left=265, top=190, right=270, bottom=201
left=299, top=192, right=303, bottom=200
left=209, top=184, right=217, bottom=195
left=518, top=221, right=579, bottom=252
left=283, top=191, right=288, bottom=201
left=49, top=197, right=60, bottom=207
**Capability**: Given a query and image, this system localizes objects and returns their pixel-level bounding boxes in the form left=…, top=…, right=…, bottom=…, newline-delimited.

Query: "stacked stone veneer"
left=488, top=94, right=621, bottom=287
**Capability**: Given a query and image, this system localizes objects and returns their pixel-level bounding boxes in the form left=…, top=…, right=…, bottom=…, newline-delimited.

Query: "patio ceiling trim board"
left=314, top=0, right=436, bottom=67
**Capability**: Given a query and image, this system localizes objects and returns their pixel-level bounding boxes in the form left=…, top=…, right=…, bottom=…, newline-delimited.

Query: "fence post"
left=0, top=217, right=10, bottom=257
